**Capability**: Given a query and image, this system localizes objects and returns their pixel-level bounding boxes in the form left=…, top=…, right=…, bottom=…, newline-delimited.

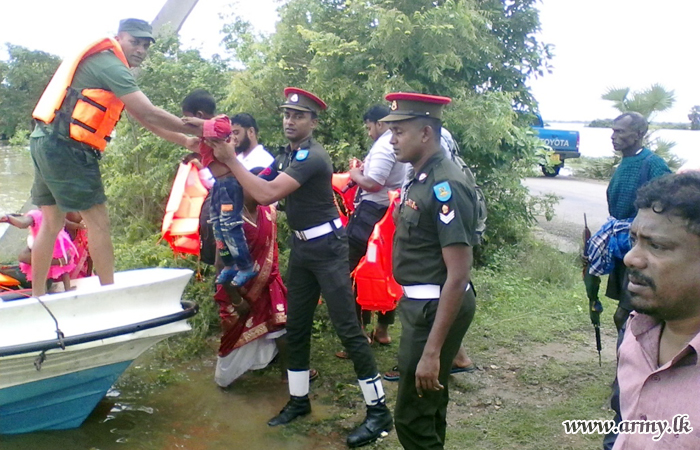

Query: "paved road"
left=523, top=176, right=609, bottom=253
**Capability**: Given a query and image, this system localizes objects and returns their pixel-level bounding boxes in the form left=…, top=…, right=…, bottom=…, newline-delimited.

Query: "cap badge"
left=290, top=94, right=299, bottom=103
left=391, top=100, right=398, bottom=111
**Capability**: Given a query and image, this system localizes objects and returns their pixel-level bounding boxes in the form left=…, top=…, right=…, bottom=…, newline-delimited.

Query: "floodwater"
left=0, top=145, right=33, bottom=238
left=552, top=122, right=700, bottom=164
left=0, top=354, right=336, bottom=450
left=0, top=145, right=341, bottom=449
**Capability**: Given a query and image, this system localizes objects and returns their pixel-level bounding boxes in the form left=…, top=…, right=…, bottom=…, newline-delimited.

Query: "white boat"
left=0, top=267, right=198, bottom=435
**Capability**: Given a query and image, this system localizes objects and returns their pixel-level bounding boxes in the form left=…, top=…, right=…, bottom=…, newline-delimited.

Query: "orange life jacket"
left=0, top=273, right=21, bottom=288
left=162, top=162, right=209, bottom=257
left=32, top=37, right=130, bottom=152
left=331, top=172, right=358, bottom=226
left=352, top=190, right=402, bottom=312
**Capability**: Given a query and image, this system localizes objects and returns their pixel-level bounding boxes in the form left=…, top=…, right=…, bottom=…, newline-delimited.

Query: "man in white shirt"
left=231, top=113, right=275, bottom=170
left=345, top=104, right=407, bottom=345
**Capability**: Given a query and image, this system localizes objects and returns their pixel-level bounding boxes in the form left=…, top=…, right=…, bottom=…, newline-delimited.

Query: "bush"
left=567, top=156, right=617, bottom=180
left=8, top=128, right=29, bottom=147
left=113, top=235, right=222, bottom=358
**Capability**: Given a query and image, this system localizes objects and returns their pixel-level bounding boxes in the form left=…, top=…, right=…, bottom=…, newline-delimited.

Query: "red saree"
left=214, top=205, right=287, bottom=357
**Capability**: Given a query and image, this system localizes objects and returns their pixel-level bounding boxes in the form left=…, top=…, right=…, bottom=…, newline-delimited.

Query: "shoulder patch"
left=433, top=181, right=452, bottom=202
left=295, top=149, right=309, bottom=161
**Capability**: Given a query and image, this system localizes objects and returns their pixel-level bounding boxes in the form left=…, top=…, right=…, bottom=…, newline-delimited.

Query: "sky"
left=1, top=0, right=698, bottom=124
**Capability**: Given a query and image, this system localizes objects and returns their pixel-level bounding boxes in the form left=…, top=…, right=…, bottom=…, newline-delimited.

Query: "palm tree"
left=602, top=84, right=675, bottom=120
left=602, top=84, right=681, bottom=170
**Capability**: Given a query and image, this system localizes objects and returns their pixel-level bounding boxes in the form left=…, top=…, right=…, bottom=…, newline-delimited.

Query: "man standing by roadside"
left=230, top=113, right=275, bottom=170
left=345, top=104, right=407, bottom=345
left=210, top=88, right=392, bottom=448
left=29, top=18, right=202, bottom=296
left=605, top=112, right=671, bottom=332
left=613, top=173, right=700, bottom=449
left=381, top=92, right=478, bottom=450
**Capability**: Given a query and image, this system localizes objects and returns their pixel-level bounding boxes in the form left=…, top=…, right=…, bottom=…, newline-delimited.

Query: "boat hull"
left=0, top=268, right=197, bottom=435
left=1, top=361, right=132, bottom=434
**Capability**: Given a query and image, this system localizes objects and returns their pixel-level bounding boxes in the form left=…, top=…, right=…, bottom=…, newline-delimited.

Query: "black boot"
left=267, top=395, right=311, bottom=427
left=346, top=403, right=393, bottom=448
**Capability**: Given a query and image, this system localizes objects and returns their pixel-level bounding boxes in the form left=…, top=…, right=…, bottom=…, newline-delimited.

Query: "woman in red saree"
left=213, top=197, right=288, bottom=387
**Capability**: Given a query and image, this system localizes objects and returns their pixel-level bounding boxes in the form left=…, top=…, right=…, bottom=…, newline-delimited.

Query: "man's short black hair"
left=182, top=89, right=216, bottom=116
left=613, top=112, right=648, bottom=136
left=363, top=105, right=391, bottom=123
left=415, top=116, right=442, bottom=143
left=635, top=172, right=700, bottom=236
left=231, top=113, right=259, bottom=134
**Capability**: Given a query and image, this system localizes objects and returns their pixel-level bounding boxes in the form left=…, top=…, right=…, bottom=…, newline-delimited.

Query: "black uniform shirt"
left=276, top=137, right=339, bottom=230
left=393, top=151, right=478, bottom=286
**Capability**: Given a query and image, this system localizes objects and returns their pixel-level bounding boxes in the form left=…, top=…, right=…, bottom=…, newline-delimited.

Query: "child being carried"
left=195, top=115, right=258, bottom=287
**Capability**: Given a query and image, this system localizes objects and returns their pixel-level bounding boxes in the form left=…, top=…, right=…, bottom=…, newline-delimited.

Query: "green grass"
left=123, top=236, right=620, bottom=449
left=270, top=238, right=620, bottom=449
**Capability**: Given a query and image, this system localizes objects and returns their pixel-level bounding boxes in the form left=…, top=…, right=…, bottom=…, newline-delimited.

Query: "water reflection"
left=554, top=122, right=700, bottom=164
left=0, top=145, right=33, bottom=212
left=1, top=357, right=341, bottom=450
left=0, top=145, right=33, bottom=238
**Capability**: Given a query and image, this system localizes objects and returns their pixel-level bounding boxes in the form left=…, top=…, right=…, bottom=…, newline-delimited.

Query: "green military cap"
left=379, top=92, right=452, bottom=122
left=280, top=87, right=328, bottom=114
left=118, top=18, right=155, bottom=42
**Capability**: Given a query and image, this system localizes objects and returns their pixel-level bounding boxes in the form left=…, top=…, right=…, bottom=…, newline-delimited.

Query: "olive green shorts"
left=30, top=135, right=106, bottom=212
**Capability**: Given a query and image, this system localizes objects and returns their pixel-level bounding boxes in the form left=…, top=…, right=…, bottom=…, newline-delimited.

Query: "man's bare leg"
left=452, top=345, right=474, bottom=369
left=79, top=203, right=114, bottom=286
left=31, top=205, right=66, bottom=296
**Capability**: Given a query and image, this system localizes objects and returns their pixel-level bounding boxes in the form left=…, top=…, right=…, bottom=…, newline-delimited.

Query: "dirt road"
left=523, top=176, right=609, bottom=253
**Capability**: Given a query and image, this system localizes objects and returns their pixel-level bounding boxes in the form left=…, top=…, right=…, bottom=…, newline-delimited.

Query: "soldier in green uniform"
left=380, top=92, right=478, bottom=450
left=209, top=88, right=392, bottom=448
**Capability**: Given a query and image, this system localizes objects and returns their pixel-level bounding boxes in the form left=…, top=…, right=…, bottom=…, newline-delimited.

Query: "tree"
left=602, top=84, right=681, bottom=169
left=0, top=45, right=60, bottom=139
left=602, top=84, right=675, bottom=121
left=689, top=105, right=700, bottom=130
left=101, top=33, right=231, bottom=241
left=219, top=0, right=551, bottom=256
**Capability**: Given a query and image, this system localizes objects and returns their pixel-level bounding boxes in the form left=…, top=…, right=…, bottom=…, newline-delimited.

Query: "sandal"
left=309, top=368, right=319, bottom=382
left=335, top=333, right=371, bottom=359
left=282, top=369, right=319, bottom=383
left=383, top=364, right=476, bottom=382
left=383, top=366, right=400, bottom=382
left=450, top=363, right=477, bottom=374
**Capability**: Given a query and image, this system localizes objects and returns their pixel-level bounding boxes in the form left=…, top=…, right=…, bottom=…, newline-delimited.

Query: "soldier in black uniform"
left=210, top=87, right=392, bottom=448
left=380, top=92, right=478, bottom=450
